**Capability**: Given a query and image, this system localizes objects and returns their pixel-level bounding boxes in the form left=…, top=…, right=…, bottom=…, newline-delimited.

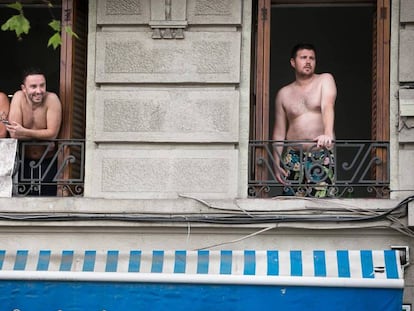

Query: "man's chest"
left=22, top=105, right=47, bottom=129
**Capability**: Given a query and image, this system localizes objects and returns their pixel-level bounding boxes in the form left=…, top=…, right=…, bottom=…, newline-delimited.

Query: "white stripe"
left=301, top=251, right=314, bottom=277
left=255, top=251, right=267, bottom=276
left=185, top=251, right=198, bottom=275
left=278, top=251, right=290, bottom=276
left=48, top=251, right=61, bottom=272
left=94, top=252, right=107, bottom=272
left=163, top=251, right=175, bottom=274
left=348, top=251, right=362, bottom=278
left=208, top=251, right=220, bottom=274
left=2, top=251, right=15, bottom=271
left=71, top=251, right=85, bottom=272
left=372, top=250, right=386, bottom=279
left=139, top=252, right=153, bottom=273
left=325, top=250, right=337, bottom=277
left=27, top=251, right=40, bottom=271
left=117, top=252, right=130, bottom=273
left=232, top=250, right=244, bottom=275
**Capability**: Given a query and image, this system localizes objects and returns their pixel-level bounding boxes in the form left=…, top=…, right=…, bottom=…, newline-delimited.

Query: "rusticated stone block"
left=401, top=0, right=414, bottom=23
left=95, top=32, right=241, bottom=83
left=94, top=89, right=239, bottom=142
left=92, top=149, right=238, bottom=199
left=97, top=0, right=242, bottom=25
left=187, top=0, right=242, bottom=24
left=399, top=89, right=414, bottom=116
left=97, top=0, right=150, bottom=24
left=399, top=29, right=414, bottom=82
left=399, top=149, right=414, bottom=190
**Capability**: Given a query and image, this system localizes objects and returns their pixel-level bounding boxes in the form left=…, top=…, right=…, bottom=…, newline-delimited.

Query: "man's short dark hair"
left=22, top=67, right=45, bottom=84
left=290, top=43, right=317, bottom=59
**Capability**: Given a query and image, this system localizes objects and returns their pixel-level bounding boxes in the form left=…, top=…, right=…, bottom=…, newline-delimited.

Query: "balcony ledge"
left=0, top=196, right=404, bottom=213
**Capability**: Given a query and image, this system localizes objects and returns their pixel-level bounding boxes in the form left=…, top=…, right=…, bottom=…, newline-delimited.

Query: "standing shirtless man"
left=7, top=68, right=62, bottom=195
left=272, top=43, right=337, bottom=196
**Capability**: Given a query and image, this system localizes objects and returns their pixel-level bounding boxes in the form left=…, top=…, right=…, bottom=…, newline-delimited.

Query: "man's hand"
left=6, top=121, right=26, bottom=139
left=314, top=134, right=333, bottom=148
left=275, top=166, right=289, bottom=185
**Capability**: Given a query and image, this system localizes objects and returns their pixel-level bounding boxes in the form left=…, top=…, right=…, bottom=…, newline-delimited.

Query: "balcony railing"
left=12, top=139, right=85, bottom=197
left=10, top=139, right=389, bottom=198
left=248, top=140, right=390, bottom=198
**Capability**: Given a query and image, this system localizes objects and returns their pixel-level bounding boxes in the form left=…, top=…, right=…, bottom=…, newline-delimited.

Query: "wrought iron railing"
left=12, top=139, right=85, bottom=197
left=248, top=140, right=390, bottom=198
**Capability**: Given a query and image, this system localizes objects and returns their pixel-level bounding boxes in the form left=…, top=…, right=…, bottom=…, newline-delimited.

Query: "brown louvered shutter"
left=371, top=0, right=390, bottom=196
left=251, top=0, right=271, bottom=197
left=58, top=0, right=88, bottom=196
left=59, top=0, right=87, bottom=140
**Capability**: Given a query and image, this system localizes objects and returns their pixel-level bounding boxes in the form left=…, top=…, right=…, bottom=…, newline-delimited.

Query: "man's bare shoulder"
left=44, top=92, right=62, bottom=106
left=10, top=90, right=25, bottom=105
left=0, top=92, right=8, bottom=104
left=318, top=73, right=335, bottom=83
left=276, top=82, right=295, bottom=98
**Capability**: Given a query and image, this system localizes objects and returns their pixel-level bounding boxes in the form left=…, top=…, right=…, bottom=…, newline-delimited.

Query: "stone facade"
left=87, top=0, right=244, bottom=199
left=1, top=0, right=414, bottom=307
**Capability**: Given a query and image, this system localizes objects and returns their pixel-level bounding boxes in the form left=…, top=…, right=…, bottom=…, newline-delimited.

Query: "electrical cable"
left=0, top=196, right=411, bottom=228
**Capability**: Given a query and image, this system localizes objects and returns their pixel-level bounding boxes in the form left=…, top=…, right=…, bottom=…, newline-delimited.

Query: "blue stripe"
left=83, top=251, right=96, bottom=272
left=220, top=250, right=232, bottom=275
left=36, top=250, right=51, bottom=271
left=105, top=251, right=119, bottom=272
left=151, top=250, right=164, bottom=273
left=360, top=250, right=374, bottom=279
left=14, top=250, right=28, bottom=271
left=337, top=250, right=350, bottom=278
left=244, top=250, right=256, bottom=275
left=290, top=251, right=302, bottom=276
left=197, top=250, right=209, bottom=274
left=128, top=250, right=141, bottom=272
left=267, top=250, right=279, bottom=276
left=60, top=250, right=74, bottom=271
left=313, top=250, right=326, bottom=277
left=384, top=250, right=399, bottom=279
left=0, top=250, right=5, bottom=270
left=174, top=250, right=186, bottom=274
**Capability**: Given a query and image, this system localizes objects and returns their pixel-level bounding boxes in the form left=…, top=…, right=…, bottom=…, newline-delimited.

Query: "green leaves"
left=47, top=20, right=80, bottom=49
left=65, top=26, right=79, bottom=39
left=1, top=1, right=79, bottom=49
left=47, top=19, right=61, bottom=49
left=47, top=32, right=61, bottom=49
left=6, top=1, right=22, bottom=11
left=48, top=19, right=61, bottom=32
left=1, top=2, right=30, bottom=39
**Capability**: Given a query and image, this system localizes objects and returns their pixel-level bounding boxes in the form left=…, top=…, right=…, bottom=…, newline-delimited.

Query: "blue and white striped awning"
left=0, top=249, right=404, bottom=310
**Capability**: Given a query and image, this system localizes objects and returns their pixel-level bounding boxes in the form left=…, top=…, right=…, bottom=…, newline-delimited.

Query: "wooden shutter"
left=58, top=0, right=87, bottom=196
left=371, top=0, right=390, bottom=193
left=59, top=0, right=87, bottom=140
left=252, top=0, right=271, bottom=196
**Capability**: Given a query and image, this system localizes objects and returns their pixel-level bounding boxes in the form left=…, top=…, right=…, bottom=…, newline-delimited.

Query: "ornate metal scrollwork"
left=248, top=140, right=390, bottom=198
left=12, top=140, right=85, bottom=197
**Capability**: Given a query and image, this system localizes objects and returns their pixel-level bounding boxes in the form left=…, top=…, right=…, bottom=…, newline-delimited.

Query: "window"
left=0, top=0, right=87, bottom=196
left=249, top=0, right=390, bottom=198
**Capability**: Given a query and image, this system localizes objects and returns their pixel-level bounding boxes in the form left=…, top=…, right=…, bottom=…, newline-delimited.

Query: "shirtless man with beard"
left=272, top=43, right=337, bottom=197
left=7, top=68, right=62, bottom=195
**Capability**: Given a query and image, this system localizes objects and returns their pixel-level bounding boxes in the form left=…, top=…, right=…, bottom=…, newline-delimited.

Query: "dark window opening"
left=0, top=0, right=88, bottom=197
left=250, top=0, right=390, bottom=198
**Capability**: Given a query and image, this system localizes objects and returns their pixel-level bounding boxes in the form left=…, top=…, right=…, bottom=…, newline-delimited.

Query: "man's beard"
left=29, top=94, right=44, bottom=104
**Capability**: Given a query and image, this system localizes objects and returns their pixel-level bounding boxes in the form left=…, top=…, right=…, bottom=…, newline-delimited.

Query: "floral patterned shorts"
left=281, top=148, right=335, bottom=197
